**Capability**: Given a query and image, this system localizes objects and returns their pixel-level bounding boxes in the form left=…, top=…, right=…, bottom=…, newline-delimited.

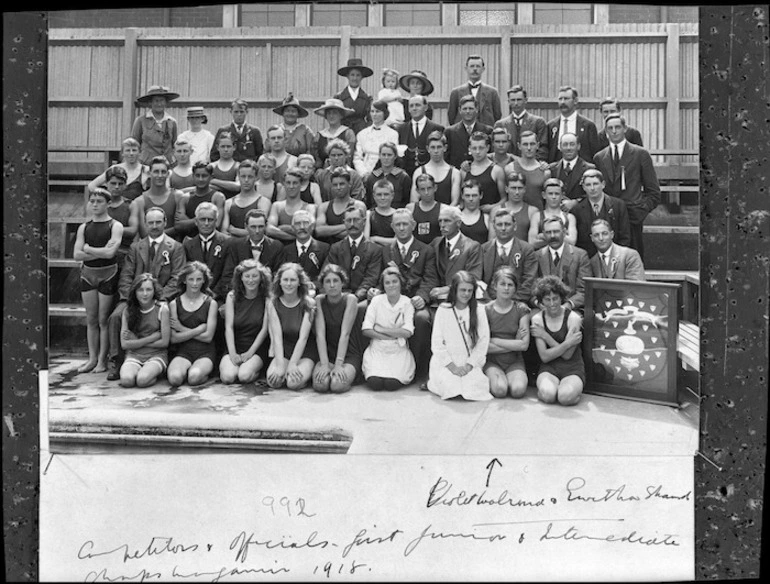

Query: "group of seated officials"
left=73, top=58, right=658, bottom=406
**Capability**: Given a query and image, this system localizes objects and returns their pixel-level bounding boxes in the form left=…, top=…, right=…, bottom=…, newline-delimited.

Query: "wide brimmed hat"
left=399, top=70, right=434, bottom=96
left=314, top=98, right=355, bottom=118
left=272, top=93, right=309, bottom=118
left=185, top=106, right=208, bottom=124
left=337, top=58, right=373, bottom=78
left=135, top=85, right=180, bottom=107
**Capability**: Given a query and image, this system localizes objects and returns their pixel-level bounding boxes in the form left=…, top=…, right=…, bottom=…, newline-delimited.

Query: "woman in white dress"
left=427, top=270, right=492, bottom=401
left=361, top=267, right=415, bottom=390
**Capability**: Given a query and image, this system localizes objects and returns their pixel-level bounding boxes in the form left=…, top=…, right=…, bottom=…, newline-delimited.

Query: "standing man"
left=546, top=86, right=599, bottom=164
left=105, top=206, right=186, bottom=380
left=547, top=132, right=596, bottom=210
left=373, top=208, right=438, bottom=378
left=534, top=216, right=590, bottom=313
left=443, top=95, right=494, bottom=169
left=429, top=205, right=483, bottom=304
left=570, top=168, right=631, bottom=257
left=592, top=114, right=661, bottom=259
left=495, top=85, right=548, bottom=160
left=589, top=219, right=646, bottom=281
left=183, top=202, right=230, bottom=303
left=447, top=55, right=502, bottom=127
left=397, top=95, right=444, bottom=178
left=481, top=207, right=538, bottom=304
left=597, top=97, right=644, bottom=151
left=210, top=98, right=264, bottom=163
left=220, top=209, right=284, bottom=292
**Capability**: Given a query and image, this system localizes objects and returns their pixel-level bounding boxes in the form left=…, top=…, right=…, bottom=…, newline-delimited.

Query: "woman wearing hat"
left=399, top=70, right=435, bottom=123
left=130, top=85, right=180, bottom=165
left=353, top=100, right=399, bottom=176
left=178, top=107, right=215, bottom=165
left=313, top=98, right=357, bottom=170
left=273, top=93, right=316, bottom=158
left=334, top=58, right=374, bottom=135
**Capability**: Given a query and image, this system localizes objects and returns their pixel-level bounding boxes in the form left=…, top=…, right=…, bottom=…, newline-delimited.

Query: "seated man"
left=546, top=132, right=595, bottom=210
left=220, top=209, right=284, bottom=293
left=106, top=206, right=186, bottom=380
left=481, top=207, right=538, bottom=304
left=371, top=208, right=438, bottom=377
left=429, top=205, right=482, bottom=304
left=182, top=202, right=230, bottom=304
left=588, top=219, right=645, bottom=280
left=534, top=215, right=590, bottom=313
left=278, top=209, right=330, bottom=293
left=570, top=168, right=631, bottom=257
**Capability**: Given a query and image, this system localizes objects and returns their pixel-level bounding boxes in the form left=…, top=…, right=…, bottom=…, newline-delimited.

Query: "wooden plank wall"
left=48, top=23, right=698, bottom=165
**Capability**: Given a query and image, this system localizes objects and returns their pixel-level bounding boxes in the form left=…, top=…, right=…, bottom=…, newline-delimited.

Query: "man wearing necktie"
left=444, top=95, right=494, bottom=169
left=278, top=209, right=330, bottom=290
left=396, top=96, right=444, bottom=177
left=182, top=202, right=229, bottom=302
left=106, top=206, right=186, bottom=379
left=495, top=85, right=548, bottom=159
left=447, top=55, right=502, bottom=127
left=481, top=207, right=537, bottom=303
left=547, top=132, right=596, bottom=209
left=569, top=168, right=631, bottom=257
left=534, top=215, right=590, bottom=312
left=220, top=209, right=283, bottom=293
left=588, top=219, right=646, bottom=281
left=209, top=98, right=264, bottom=163
left=429, top=205, right=482, bottom=304
left=592, top=114, right=661, bottom=260
left=545, top=85, right=599, bottom=164
left=597, top=97, right=644, bottom=151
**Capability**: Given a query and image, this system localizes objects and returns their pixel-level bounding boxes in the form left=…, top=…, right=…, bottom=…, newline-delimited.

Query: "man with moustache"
left=480, top=207, right=538, bottom=304
left=547, top=132, right=596, bottom=211
left=534, top=215, right=590, bottom=312
left=397, top=95, right=445, bottom=177
left=278, top=209, right=330, bottom=291
left=597, top=97, right=644, bottom=151
left=183, top=202, right=230, bottom=303
left=220, top=209, right=284, bottom=292
left=443, top=95, right=493, bottom=169
left=494, top=85, right=548, bottom=160
left=105, top=206, right=186, bottom=380
left=570, top=169, right=631, bottom=257
left=545, top=86, right=599, bottom=164
left=370, top=208, right=438, bottom=377
left=429, top=205, right=482, bottom=304
left=447, top=54, right=502, bottom=127
left=592, top=114, right=661, bottom=259
left=588, top=219, right=646, bottom=281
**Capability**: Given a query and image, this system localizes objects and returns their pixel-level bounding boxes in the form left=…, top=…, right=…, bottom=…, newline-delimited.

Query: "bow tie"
left=469, top=83, right=480, bottom=89
left=250, top=242, right=263, bottom=251
left=372, top=126, right=381, bottom=131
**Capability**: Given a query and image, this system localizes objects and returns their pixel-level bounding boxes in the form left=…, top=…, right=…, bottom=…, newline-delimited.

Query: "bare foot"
left=77, top=360, right=97, bottom=373
left=93, top=362, right=107, bottom=374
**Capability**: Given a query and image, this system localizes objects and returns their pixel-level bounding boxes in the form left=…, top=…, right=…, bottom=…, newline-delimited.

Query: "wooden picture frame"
left=583, top=277, right=680, bottom=406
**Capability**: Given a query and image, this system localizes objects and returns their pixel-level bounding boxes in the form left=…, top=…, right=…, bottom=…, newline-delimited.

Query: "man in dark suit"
left=371, top=208, right=438, bottom=377
left=325, top=205, right=383, bottom=307
left=334, top=58, right=374, bottom=135
left=589, top=219, right=646, bottom=280
left=429, top=205, right=483, bottom=304
left=534, top=215, right=591, bottom=312
left=597, top=97, right=644, bottom=151
left=278, top=209, right=330, bottom=292
left=495, top=84, right=548, bottom=160
left=220, top=209, right=283, bottom=294
left=592, top=114, right=661, bottom=260
left=481, top=207, right=538, bottom=304
left=210, top=98, right=263, bottom=162
left=397, top=95, right=445, bottom=177
left=182, top=202, right=229, bottom=303
left=570, top=168, right=631, bottom=257
left=106, top=206, right=186, bottom=379
left=546, top=86, right=600, bottom=164
left=547, top=132, right=596, bottom=210
left=447, top=55, right=502, bottom=127
left=443, top=95, right=494, bottom=169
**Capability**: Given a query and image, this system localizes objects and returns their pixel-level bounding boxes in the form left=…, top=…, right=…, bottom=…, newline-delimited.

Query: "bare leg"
left=78, top=289, right=99, bottom=373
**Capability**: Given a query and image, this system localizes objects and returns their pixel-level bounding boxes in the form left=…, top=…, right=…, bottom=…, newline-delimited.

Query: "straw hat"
left=185, top=106, right=208, bottom=124
left=337, top=58, right=373, bottom=78
left=314, top=98, right=355, bottom=118
left=272, top=93, right=309, bottom=118
left=134, top=85, right=180, bottom=107
left=399, top=70, right=434, bottom=96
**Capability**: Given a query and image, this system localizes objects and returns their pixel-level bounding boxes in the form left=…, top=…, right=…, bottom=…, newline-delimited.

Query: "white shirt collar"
left=149, top=234, right=165, bottom=246
left=446, top=231, right=461, bottom=250
left=497, top=238, right=513, bottom=255
left=296, top=237, right=313, bottom=253
left=348, top=86, right=360, bottom=101
left=349, top=234, right=364, bottom=248
left=513, top=110, right=527, bottom=120
left=199, top=233, right=215, bottom=244
left=550, top=243, right=566, bottom=259
left=145, top=111, right=172, bottom=122
left=561, top=111, right=577, bottom=124
left=612, top=139, right=627, bottom=157
left=398, top=237, right=414, bottom=253
left=601, top=244, right=615, bottom=261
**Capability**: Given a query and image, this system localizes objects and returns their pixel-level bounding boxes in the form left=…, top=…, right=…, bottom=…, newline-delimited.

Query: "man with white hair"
left=278, top=208, right=330, bottom=286
left=182, top=202, right=230, bottom=303
left=429, top=205, right=482, bottom=303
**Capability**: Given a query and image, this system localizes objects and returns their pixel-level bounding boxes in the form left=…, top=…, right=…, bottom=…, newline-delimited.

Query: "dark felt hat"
left=337, top=58, right=374, bottom=78
left=272, top=93, right=309, bottom=118
left=135, top=85, right=180, bottom=107
left=398, top=70, right=434, bottom=96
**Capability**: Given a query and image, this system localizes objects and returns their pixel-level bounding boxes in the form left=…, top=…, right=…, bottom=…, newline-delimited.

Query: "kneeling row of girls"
left=121, top=258, right=584, bottom=405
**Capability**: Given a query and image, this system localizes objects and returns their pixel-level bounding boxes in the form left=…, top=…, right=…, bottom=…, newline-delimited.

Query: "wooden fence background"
left=48, top=23, right=698, bottom=165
